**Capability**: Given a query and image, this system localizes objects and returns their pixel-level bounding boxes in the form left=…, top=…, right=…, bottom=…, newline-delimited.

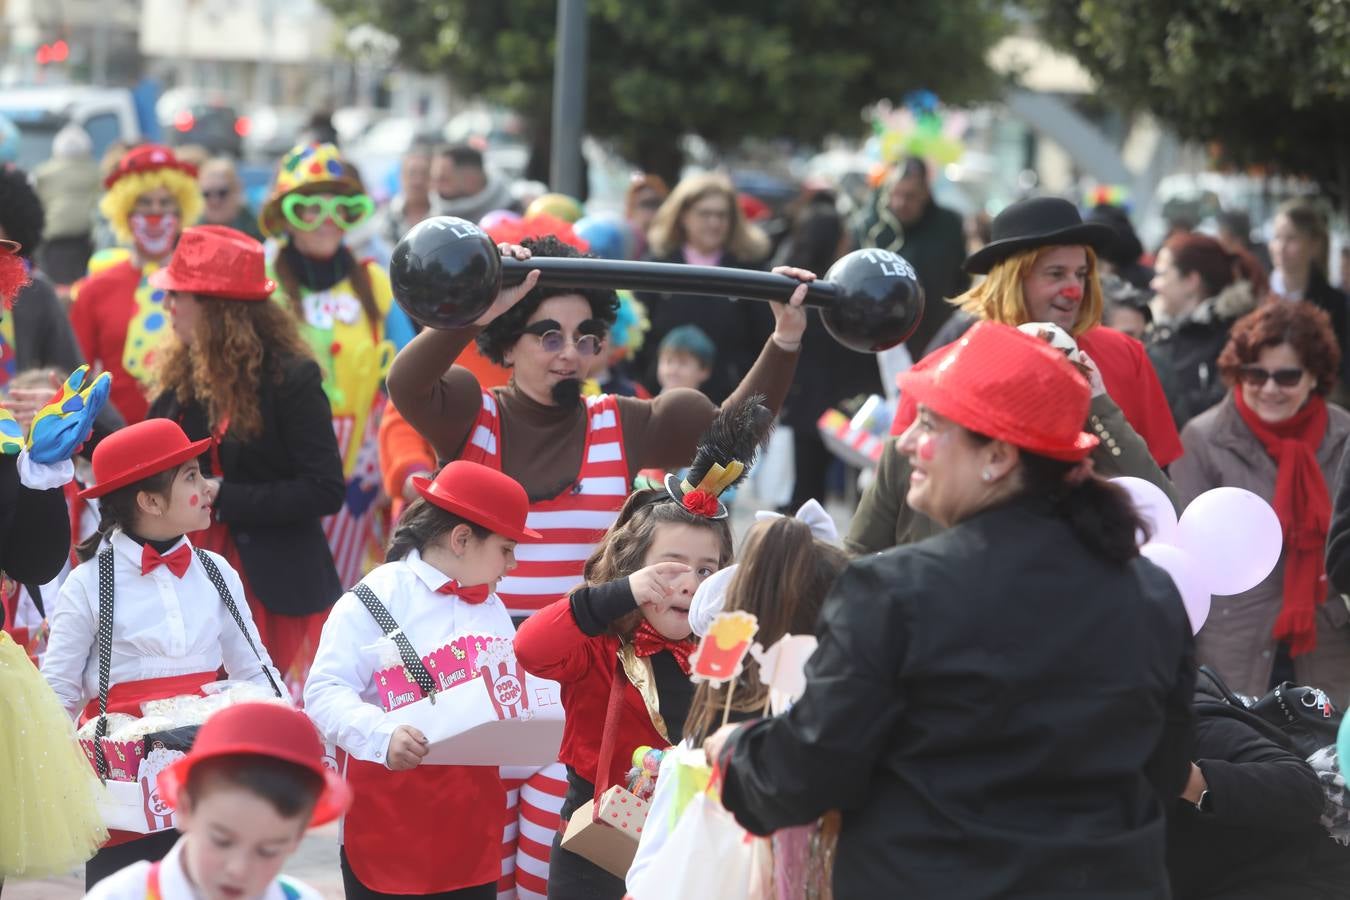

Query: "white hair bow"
left=753, top=498, right=839, bottom=544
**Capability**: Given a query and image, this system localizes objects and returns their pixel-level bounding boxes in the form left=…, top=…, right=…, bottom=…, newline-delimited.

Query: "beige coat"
left=1171, top=393, right=1350, bottom=701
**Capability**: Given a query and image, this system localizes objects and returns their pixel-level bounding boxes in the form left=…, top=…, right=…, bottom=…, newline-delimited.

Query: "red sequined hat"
left=149, top=225, right=276, bottom=301
left=158, top=703, right=351, bottom=828
left=898, top=321, right=1099, bottom=461
left=103, top=144, right=199, bottom=190
left=412, top=461, right=542, bottom=542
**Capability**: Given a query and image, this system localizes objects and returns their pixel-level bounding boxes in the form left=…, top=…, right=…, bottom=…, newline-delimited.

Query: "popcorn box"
left=559, top=786, right=649, bottom=877
left=382, top=647, right=564, bottom=766
left=375, top=634, right=495, bottom=712
left=79, top=737, right=145, bottom=783
left=96, top=748, right=184, bottom=833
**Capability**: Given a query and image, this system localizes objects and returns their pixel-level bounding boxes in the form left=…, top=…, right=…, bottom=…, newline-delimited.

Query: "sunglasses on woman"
left=522, top=319, right=604, bottom=356
left=1237, top=365, right=1305, bottom=388
left=281, top=193, right=375, bottom=231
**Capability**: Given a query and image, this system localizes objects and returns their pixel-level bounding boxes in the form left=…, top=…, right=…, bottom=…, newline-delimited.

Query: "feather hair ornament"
left=663, top=394, right=775, bottom=520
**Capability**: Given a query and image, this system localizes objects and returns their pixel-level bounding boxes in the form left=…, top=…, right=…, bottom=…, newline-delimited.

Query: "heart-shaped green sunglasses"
left=281, top=194, right=375, bottom=231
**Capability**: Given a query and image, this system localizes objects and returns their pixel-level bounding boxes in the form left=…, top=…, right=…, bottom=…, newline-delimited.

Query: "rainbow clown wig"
left=98, top=145, right=203, bottom=245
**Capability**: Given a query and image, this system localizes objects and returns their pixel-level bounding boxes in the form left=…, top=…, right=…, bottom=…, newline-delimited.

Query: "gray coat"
left=1171, top=393, right=1350, bottom=701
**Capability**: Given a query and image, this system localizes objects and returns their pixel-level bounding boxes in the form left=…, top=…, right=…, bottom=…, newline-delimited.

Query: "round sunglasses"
left=522, top=320, right=604, bottom=356
left=1237, top=365, right=1305, bottom=388
left=281, top=194, right=375, bottom=231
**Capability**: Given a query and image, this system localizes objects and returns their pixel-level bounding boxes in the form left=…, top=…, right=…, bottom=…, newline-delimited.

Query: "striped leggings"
left=497, top=763, right=568, bottom=900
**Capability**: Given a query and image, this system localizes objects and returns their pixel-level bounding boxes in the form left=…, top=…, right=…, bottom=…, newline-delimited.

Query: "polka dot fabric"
left=352, top=583, right=439, bottom=701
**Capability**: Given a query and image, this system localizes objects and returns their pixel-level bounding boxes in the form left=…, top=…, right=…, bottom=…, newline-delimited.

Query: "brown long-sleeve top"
left=386, top=327, right=800, bottom=498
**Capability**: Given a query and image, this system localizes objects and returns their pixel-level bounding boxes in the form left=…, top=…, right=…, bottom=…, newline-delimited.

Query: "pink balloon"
left=478, top=209, right=521, bottom=231
left=1111, top=476, right=1178, bottom=546
left=1140, top=542, right=1211, bottom=634
left=1176, top=487, right=1283, bottom=596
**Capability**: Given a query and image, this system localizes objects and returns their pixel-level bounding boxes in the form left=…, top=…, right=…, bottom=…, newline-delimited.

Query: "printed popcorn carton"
left=373, top=633, right=499, bottom=712
left=96, top=746, right=185, bottom=833
left=381, top=635, right=564, bottom=766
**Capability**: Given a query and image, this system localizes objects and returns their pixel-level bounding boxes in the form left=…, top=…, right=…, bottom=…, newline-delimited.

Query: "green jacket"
left=845, top=393, right=1182, bottom=555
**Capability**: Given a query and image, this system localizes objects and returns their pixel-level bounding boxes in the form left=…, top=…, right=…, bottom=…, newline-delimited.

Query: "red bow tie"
left=141, top=543, right=193, bottom=579
left=633, top=622, right=696, bottom=675
left=437, top=580, right=491, bottom=604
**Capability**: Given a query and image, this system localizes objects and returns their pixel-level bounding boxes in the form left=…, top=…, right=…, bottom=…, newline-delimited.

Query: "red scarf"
left=632, top=622, right=696, bottom=675
left=1232, top=390, right=1331, bottom=655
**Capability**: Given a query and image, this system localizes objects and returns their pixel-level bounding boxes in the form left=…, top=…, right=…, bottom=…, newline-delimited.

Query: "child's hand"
left=629, top=561, right=692, bottom=610
left=387, top=725, right=430, bottom=771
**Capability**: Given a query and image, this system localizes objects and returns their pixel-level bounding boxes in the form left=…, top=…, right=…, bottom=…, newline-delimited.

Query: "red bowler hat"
left=150, top=225, right=276, bottom=300
left=103, top=143, right=199, bottom=190
left=412, top=461, right=543, bottom=542
left=158, top=703, right=351, bottom=828
left=899, top=321, right=1099, bottom=461
left=79, top=419, right=213, bottom=499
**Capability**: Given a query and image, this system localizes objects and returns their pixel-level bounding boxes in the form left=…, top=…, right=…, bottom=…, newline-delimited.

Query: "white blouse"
left=303, top=549, right=516, bottom=767
left=41, top=530, right=281, bottom=717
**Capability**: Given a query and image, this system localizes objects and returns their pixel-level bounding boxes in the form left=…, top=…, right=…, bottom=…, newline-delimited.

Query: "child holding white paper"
left=303, top=460, right=541, bottom=900
left=624, top=512, right=847, bottom=900
left=513, top=398, right=769, bottom=900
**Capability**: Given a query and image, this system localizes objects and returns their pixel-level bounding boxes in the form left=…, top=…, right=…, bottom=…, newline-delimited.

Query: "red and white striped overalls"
left=460, top=390, right=629, bottom=899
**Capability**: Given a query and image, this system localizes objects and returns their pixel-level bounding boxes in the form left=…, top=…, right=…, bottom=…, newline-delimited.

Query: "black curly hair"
left=475, top=235, right=620, bottom=365
left=0, top=165, right=45, bottom=259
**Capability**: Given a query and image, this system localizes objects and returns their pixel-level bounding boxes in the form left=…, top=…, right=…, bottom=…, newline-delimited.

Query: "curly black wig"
left=0, top=165, right=45, bottom=259
left=475, top=234, right=620, bottom=365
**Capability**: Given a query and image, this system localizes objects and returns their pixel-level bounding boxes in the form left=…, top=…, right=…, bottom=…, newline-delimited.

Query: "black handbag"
left=1197, top=665, right=1342, bottom=758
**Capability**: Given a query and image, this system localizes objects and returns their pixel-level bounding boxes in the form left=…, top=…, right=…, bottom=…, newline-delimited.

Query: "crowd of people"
left=2, top=125, right=1350, bottom=900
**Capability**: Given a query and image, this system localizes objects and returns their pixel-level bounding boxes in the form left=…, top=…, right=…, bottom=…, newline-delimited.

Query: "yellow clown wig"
left=99, top=169, right=203, bottom=246
left=952, top=245, right=1105, bottom=338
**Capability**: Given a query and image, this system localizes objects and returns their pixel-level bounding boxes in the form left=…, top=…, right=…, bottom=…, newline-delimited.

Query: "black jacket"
left=1167, top=685, right=1350, bottom=899
left=1147, top=281, right=1258, bottom=429
left=633, top=251, right=774, bottom=404
left=720, top=496, right=1196, bottom=899
left=149, top=354, right=344, bottom=616
left=0, top=455, right=70, bottom=622
left=1304, top=271, right=1350, bottom=387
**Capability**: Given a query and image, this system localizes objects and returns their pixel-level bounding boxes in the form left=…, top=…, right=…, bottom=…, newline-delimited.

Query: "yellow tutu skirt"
left=0, top=631, right=108, bottom=878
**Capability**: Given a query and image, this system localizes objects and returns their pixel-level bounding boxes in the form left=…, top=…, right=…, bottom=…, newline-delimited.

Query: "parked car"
left=156, top=88, right=246, bottom=158
left=0, top=86, right=142, bottom=171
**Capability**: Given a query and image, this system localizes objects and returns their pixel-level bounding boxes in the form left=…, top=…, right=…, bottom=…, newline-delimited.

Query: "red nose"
left=1059, top=285, right=1083, bottom=301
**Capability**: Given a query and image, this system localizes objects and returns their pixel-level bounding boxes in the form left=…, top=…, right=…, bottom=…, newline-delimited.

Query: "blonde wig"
left=98, top=169, right=204, bottom=245
left=953, top=246, right=1105, bottom=337
left=647, top=172, right=769, bottom=262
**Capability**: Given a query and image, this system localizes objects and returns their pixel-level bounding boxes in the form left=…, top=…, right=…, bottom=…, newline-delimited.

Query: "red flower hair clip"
left=681, top=489, right=720, bottom=517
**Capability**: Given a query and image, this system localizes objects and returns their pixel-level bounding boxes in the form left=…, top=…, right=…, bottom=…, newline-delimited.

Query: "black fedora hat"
left=964, top=197, right=1116, bottom=275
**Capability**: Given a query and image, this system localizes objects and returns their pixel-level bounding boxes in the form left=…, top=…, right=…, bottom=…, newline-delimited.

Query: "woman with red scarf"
left=1173, top=302, right=1350, bottom=699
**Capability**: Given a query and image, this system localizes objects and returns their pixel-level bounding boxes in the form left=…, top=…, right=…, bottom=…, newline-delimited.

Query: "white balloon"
left=1176, top=487, right=1283, bottom=596
left=1140, top=542, right=1211, bottom=634
left=1111, top=476, right=1179, bottom=546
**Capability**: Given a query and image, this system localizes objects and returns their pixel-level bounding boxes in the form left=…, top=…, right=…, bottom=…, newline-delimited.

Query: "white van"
left=0, top=85, right=142, bottom=170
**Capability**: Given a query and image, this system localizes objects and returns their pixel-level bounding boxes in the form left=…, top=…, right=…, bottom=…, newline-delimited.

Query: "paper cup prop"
left=690, top=611, right=759, bottom=685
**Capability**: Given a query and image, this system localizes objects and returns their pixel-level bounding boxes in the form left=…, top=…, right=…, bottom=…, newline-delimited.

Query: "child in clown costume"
left=259, top=143, right=415, bottom=589
left=69, top=145, right=203, bottom=424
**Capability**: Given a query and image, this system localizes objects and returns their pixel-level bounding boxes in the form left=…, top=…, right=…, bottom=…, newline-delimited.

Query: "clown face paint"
left=896, top=406, right=996, bottom=528
left=130, top=213, right=181, bottom=260
left=1022, top=246, right=1089, bottom=332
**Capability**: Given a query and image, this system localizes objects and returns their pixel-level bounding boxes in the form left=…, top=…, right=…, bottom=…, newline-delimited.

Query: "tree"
left=321, top=0, right=1007, bottom=183
left=1024, top=0, right=1350, bottom=207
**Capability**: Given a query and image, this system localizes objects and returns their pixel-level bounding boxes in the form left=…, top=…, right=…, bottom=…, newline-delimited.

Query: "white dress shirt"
left=84, top=836, right=322, bottom=900
left=41, top=530, right=282, bottom=717
left=303, top=549, right=516, bottom=767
